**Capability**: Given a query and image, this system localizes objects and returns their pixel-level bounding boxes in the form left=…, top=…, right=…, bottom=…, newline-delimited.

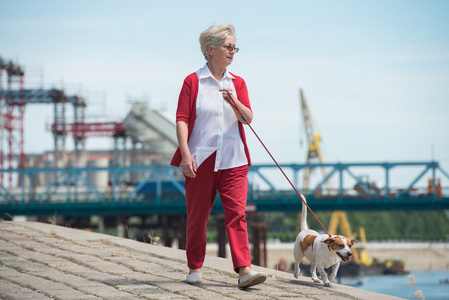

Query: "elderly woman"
left=170, top=23, right=267, bottom=289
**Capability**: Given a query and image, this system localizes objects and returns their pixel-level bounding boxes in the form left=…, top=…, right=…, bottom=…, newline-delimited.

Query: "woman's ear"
left=207, top=44, right=214, bottom=57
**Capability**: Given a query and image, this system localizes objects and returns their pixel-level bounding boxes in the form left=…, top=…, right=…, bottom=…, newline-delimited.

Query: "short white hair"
left=199, top=23, right=237, bottom=61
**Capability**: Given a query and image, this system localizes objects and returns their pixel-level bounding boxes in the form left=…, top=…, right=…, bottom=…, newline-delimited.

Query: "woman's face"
left=208, top=35, right=236, bottom=68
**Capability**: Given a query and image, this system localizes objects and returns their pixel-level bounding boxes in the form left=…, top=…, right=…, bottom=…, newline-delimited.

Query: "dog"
left=293, top=196, right=357, bottom=286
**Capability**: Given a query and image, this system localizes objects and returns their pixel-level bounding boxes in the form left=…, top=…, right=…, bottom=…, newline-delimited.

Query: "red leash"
left=224, top=90, right=331, bottom=237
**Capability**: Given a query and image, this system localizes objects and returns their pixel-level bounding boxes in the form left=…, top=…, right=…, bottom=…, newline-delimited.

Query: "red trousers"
left=184, top=152, right=251, bottom=273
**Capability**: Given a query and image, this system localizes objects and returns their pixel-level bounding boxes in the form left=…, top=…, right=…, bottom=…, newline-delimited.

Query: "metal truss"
left=1, top=161, right=448, bottom=216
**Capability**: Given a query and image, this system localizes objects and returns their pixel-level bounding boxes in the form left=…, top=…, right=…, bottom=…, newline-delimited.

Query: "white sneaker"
left=186, top=272, right=202, bottom=284
left=238, top=271, right=267, bottom=289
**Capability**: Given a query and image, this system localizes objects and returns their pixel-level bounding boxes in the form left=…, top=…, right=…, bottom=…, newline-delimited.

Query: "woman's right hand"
left=181, top=155, right=197, bottom=178
left=176, top=120, right=197, bottom=178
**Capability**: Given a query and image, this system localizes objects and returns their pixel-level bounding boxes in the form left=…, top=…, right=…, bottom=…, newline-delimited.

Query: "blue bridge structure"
left=1, top=161, right=448, bottom=217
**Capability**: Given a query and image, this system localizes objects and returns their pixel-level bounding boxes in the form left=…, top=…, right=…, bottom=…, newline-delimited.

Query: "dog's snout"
left=348, top=251, right=353, bottom=257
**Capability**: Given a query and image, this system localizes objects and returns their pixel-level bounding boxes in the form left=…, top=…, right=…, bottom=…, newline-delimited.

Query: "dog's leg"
left=310, top=263, right=321, bottom=283
left=328, top=263, right=340, bottom=282
left=293, top=242, right=304, bottom=279
left=316, top=265, right=331, bottom=286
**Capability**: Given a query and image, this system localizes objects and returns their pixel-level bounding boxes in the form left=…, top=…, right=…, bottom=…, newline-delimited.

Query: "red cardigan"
left=170, top=72, right=252, bottom=167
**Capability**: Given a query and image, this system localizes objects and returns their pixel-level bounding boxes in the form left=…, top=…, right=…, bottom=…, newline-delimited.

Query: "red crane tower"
left=0, top=57, right=25, bottom=187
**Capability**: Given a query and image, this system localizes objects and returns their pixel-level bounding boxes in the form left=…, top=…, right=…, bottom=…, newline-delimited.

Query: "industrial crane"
left=298, top=88, right=369, bottom=266
left=299, top=89, right=332, bottom=194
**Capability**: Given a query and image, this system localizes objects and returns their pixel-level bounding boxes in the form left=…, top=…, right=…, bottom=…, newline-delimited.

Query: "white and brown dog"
left=293, top=196, right=357, bottom=286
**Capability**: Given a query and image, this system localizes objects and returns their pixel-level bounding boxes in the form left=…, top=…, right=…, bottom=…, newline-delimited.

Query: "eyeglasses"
left=223, top=45, right=239, bottom=53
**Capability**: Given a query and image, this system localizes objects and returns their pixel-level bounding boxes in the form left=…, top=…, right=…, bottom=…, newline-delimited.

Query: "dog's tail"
left=300, top=195, right=308, bottom=231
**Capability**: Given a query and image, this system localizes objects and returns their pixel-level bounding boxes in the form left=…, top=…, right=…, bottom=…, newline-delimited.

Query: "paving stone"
left=37, top=269, right=110, bottom=288
left=123, top=271, right=165, bottom=282
left=86, top=261, right=135, bottom=274
left=80, top=286, right=142, bottom=299
left=115, top=283, right=163, bottom=297
left=180, top=290, right=233, bottom=299
left=17, top=276, right=73, bottom=291
left=83, top=274, right=130, bottom=284
left=116, top=282, right=159, bottom=290
left=44, top=288, right=100, bottom=300
left=0, top=291, right=53, bottom=300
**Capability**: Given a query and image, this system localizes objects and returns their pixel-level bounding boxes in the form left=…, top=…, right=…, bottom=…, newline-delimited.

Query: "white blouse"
left=187, top=64, right=247, bottom=171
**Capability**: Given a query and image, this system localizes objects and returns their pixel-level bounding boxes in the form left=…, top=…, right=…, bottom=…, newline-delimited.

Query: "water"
left=340, top=270, right=449, bottom=300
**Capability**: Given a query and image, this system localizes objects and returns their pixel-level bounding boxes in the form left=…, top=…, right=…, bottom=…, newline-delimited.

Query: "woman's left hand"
left=219, top=88, right=253, bottom=124
left=220, top=88, right=234, bottom=106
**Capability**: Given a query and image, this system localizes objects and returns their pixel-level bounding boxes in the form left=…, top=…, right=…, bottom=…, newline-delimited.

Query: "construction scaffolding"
left=1, top=55, right=181, bottom=191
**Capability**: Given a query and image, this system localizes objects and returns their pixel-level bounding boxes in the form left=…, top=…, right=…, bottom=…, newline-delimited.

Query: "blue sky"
left=1, top=0, right=448, bottom=188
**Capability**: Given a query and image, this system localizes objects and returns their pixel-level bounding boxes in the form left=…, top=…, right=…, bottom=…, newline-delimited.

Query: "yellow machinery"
left=298, top=89, right=370, bottom=266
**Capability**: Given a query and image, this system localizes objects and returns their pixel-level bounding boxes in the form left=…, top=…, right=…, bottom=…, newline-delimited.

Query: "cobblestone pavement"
left=0, top=221, right=404, bottom=299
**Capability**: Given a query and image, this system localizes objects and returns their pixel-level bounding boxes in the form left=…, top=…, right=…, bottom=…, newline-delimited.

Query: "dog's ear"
left=347, top=237, right=358, bottom=245
left=322, top=237, right=335, bottom=246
